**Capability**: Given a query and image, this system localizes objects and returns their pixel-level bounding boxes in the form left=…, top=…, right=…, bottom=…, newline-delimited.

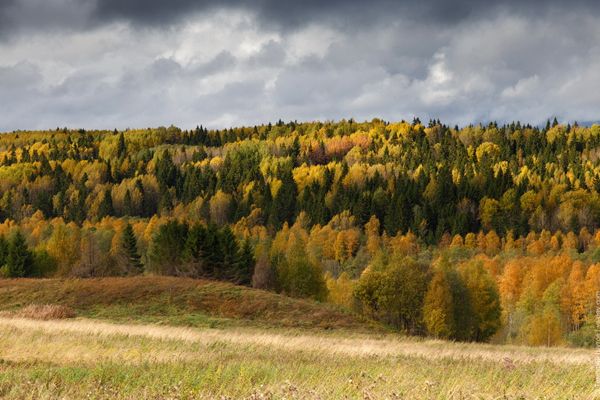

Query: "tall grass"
left=0, top=317, right=595, bottom=399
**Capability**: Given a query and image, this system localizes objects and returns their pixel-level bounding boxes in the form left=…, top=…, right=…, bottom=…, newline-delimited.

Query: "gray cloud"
left=3, top=0, right=600, bottom=38
left=1, top=1, right=600, bottom=131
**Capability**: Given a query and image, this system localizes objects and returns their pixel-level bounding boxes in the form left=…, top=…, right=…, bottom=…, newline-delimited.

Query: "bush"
left=2, top=304, right=76, bottom=320
left=567, top=321, right=597, bottom=347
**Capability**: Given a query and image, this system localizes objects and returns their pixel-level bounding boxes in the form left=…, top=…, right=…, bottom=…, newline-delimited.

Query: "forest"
left=0, top=118, right=599, bottom=347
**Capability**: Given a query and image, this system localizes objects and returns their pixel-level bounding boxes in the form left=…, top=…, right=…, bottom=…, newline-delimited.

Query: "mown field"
left=0, top=277, right=597, bottom=399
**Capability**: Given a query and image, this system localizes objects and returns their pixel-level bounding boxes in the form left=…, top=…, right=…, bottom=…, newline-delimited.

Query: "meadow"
left=0, top=278, right=596, bottom=399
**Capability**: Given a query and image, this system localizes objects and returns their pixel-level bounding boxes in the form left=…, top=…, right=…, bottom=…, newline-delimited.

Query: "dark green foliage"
left=31, top=249, right=57, bottom=277
left=98, top=189, right=114, bottom=219
left=238, top=239, right=256, bottom=286
left=0, top=235, right=8, bottom=269
left=268, top=169, right=297, bottom=230
left=5, top=231, right=33, bottom=278
left=148, top=220, right=189, bottom=275
left=122, top=223, right=143, bottom=274
left=150, top=221, right=253, bottom=284
left=155, top=150, right=178, bottom=189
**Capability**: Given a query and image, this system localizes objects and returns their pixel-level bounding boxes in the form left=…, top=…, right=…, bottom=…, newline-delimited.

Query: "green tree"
left=98, top=189, right=114, bottom=218
left=237, top=238, right=256, bottom=286
left=6, top=231, right=33, bottom=278
left=116, top=132, right=127, bottom=158
left=269, top=170, right=297, bottom=230
left=277, top=237, right=327, bottom=301
left=122, top=223, right=143, bottom=274
left=0, top=235, right=7, bottom=267
left=147, top=220, right=188, bottom=275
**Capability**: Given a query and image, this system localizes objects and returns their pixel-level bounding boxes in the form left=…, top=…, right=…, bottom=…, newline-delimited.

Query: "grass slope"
left=0, top=276, right=375, bottom=331
left=0, top=277, right=596, bottom=399
left=0, top=317, right=595, bottom=399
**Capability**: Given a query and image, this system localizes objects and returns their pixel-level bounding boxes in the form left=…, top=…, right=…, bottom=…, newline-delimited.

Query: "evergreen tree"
left=237, top=238, right=255, bottom=286
left=121, top=223, right=143, bottom=274
left=116, top=132, right=127, bottom=158
left=183, top=223, right=207, bottom=276
left=268, top=169, right=297, bottom=230
left=123, top=189, right=133, bottom=216
left=219, top=226, right=242, bottom=281
left=147, top=220, right=189, bottom=275
left=98, top=189, right=114, bottom=219
left=6, top=231, right=33, bottom=277
left=155, top=150, right=178, bottom=189
left=0, top=235, right=8, bottom=267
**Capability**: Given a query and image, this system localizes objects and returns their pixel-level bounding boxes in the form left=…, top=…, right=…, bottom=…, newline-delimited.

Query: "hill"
left=0, top=276, right=377, bottom=331
left=0, top=283, right=594, bottom=399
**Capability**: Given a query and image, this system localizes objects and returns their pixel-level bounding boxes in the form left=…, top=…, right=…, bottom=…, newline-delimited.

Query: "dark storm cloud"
left=3, top=0, right=600, bottom=38
left=1, top=0, right=600, bottom=131
left=91, top=0, right=600, bottom=29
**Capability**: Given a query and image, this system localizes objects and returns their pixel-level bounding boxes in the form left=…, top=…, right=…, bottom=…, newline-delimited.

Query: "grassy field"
left=0, top=278, right=597, bottom=399
left=0, top=277, right=374, bottom=331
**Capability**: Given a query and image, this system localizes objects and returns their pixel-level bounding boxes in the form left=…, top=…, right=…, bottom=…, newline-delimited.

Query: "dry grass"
left=0, top=316, right=595, bottom=399
left=0, top=278, right=596, bottom=399
left=0, top=317, right=593, bottom=366
left=0, top=277, right=376, bottom=331
left=0, top=304, right=76, bottom=320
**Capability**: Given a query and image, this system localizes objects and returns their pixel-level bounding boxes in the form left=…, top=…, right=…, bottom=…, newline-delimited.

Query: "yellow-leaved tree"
left=423, top=268, right=454, bottom=339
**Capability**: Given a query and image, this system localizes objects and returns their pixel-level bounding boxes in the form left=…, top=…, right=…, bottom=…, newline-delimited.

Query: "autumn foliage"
left=1, top=119, right=600, bottom=345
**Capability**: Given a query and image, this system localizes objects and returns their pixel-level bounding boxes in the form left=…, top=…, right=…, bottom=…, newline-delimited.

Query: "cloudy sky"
left=1, top=0, right=599, bottom=131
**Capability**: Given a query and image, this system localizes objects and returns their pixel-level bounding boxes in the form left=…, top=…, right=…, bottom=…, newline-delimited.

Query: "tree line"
left=1, top=118, right=600, bottom=346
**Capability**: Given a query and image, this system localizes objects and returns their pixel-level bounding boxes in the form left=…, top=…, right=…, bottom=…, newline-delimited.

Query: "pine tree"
left=122, top=223, right=143, bottom=274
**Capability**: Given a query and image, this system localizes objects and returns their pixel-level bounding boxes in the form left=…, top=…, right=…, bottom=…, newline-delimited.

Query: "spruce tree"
left=0, top=235, right=8, bottom=267
left=98, top=189, right=114, bottom=218
left=237, top=238, right=255, bottom=286
left=268, top=169, right=297, bottom=230
left=6, top=231, right=33, bottom=278
left=219, top=226, right=242, bottom=282
left=122, top=223, right=143, bottom=274
left=116, top=132, right=127, bottom=158
left=123, top=189, right=133, bottom=216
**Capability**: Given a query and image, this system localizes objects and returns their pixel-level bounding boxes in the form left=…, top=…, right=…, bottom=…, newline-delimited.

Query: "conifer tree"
left=237, top=238, right=256, bottom=286
left=122, top=223, right=143, bottom=274
left=116, top=132, right=127, bottom=158
left=6, top=231, right=33, bottom=278
left=98, top=189, right=114, bottom=219
left=0, top=235, right=8, bottom=269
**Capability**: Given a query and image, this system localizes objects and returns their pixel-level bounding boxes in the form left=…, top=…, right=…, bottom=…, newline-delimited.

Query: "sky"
left=1, top=0, right=599, bottom=131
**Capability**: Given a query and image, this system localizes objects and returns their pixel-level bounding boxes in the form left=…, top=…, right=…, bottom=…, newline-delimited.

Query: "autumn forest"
left=0, top=118, right=599, bottom=347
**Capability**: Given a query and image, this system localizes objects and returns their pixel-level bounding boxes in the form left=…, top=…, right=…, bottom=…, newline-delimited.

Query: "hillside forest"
left=0, top=118, right=599, bottom=347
